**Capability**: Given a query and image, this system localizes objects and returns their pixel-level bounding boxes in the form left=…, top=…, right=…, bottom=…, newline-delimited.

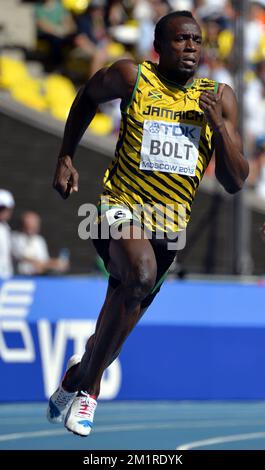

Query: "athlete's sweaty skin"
left=53, top=14, right=249, bottom=397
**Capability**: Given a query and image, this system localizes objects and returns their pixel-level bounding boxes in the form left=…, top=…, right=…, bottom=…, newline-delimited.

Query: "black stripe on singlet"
left=123, top=137, right=140, bottom=156
left=161, top=173, right=193, bottom=200
left=185, top=175, right=198, bottom=189
left=110, top=173, right=180, bottom=227
left=126, top=119, right=142, bottom=136
left=200, top=136, right=211, bottom=155
left=128, top=114, right=143, bottom=128
left=164, top=171, right=194, bottom=195
left=126, top=128, right=141, bottom=146
left=113, top=167, right=161, bottom=206
left=115, top=158, right=168, bottom=208
left=108, top=178, right=140, bottom=206
left=121, top=137, right=194, bottom=201
left=116, top=112, right=127, bottom=153
left=105, top=113, right=128, bottom=185
left=119, top=147, right=191, bottom=207
left=120, top=137, right=193, bottom=202
left=140, top=72, right=156, bottom=87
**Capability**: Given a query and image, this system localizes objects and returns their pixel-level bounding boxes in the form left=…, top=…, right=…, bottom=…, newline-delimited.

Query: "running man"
left=47, top=10, right=249, bottom=436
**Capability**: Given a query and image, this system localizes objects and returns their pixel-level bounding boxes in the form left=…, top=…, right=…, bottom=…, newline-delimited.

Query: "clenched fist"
left=53, top=155, right=79, bottom=199
left=199, top=83, right=226, bottom=132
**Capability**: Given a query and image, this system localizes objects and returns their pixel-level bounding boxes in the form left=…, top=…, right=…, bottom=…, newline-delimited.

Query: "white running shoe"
left=47, top=354, right=81, bottom=424
left=64, top=391, right=97, bottom=437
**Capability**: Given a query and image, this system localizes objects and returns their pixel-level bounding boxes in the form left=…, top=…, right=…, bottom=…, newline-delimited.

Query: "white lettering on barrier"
left=0, top=281, right=35, bottom=362
left=0, top=281, right=122, bottom=400
left=38, top=320, right=69, bottom=397
left=0, top=319, right=35, bottom=361
left=0, top=280, right=35, bottom=318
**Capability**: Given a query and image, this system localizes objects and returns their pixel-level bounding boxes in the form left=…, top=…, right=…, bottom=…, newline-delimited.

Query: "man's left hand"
left=199, top=84, right=226, bottom=132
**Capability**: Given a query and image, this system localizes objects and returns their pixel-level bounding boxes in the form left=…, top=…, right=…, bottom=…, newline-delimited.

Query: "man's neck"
left=157, top=64, right=195, bottom=87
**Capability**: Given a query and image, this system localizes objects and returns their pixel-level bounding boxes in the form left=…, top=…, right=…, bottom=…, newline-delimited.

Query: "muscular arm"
left=199, top=84, right=249, bottom=194
left=54, top=59, right=138, bottom=198
left=59, top=59, right=138, bottom=158
left=214, top=85, right=249, bottom=193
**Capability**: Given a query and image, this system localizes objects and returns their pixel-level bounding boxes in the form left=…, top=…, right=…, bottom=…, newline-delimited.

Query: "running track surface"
left=1, top=402, right=265, bottom=450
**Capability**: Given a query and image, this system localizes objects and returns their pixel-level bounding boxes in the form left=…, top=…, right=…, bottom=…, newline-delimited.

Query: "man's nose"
left=185, top=39, right=196, bottom=50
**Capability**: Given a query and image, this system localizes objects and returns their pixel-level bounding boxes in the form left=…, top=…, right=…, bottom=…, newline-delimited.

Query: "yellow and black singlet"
left=100, top=60, right=218, bottom=233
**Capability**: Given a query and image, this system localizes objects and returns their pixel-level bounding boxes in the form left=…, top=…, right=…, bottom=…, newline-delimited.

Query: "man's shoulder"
left=110, top=59, right=138, bottom=75
left=104, top=60, right=139, bottom=97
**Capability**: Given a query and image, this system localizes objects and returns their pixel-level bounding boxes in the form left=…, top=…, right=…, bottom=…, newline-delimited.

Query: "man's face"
left=157, top=17, right=202, bottom=77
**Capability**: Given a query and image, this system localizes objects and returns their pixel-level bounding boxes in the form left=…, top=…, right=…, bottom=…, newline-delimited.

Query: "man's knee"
left=122, top=255, right=157, bottom=303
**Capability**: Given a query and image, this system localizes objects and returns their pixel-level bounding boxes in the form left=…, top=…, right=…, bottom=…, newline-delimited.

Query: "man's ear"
left=154, top=39, right=161, bottom=54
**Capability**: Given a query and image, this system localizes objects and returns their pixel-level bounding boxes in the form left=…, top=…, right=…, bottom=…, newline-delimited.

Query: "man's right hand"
left=53, top=155, right=79, bottom=199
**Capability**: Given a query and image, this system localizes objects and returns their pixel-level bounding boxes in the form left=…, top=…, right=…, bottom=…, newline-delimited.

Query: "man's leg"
left=63, top=284, right=119, bottom=391
left=63, top=284, right=148, bottom=393
left=47, top=284, right=117, bottom=423
left=64, top=224, right=157, bottom=397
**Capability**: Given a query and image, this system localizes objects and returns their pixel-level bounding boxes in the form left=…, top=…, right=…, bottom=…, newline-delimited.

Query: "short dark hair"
left=155, top=11, right=195, bottom=42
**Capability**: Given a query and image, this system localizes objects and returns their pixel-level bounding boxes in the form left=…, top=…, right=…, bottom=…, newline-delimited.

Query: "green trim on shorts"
left=150, top=269, right=169, bottom=295
left=98, top=203, right=124, bottom=214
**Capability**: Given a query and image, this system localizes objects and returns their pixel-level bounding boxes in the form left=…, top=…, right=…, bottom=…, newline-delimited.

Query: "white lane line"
left=0, top=420, right=249, bottom=443
left=0, top=422, right=187, bottom=442
left=0, top=429, right=66, bottom=442
left=3, top=419, right=265, bottom=443
left=176, top=431, right=265, bottom=450
left=3, top=416, right=265, bottom=428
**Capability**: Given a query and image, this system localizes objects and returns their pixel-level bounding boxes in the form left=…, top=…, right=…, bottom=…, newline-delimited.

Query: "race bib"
left=140, top=119, right=202, bottom=176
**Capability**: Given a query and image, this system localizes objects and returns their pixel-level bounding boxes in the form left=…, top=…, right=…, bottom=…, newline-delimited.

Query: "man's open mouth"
left=182, top=57, right=196, bottom=66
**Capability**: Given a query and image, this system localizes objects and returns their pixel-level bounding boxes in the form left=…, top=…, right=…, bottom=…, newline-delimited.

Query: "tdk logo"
left=148, top=122, right=199, bottom=139
left=149, top=122, right=160, bottom=133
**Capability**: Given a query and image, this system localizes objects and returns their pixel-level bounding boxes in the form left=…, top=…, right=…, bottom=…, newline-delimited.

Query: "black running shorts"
left=92, top=204, right=178, bottom=308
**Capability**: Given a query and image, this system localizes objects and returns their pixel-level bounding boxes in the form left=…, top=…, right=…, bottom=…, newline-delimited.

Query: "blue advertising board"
left=0, top=277, right=264, bottom=401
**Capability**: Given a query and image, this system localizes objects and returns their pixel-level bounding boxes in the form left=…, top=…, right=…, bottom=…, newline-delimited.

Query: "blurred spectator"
left=34, top=0, right=76, bottom=70
left=197, top=50, right=234, bottom=87
left=200, top=15, right=233, bottom=61
left=135, top=0, right=171, bottom=59
left=254, top=145, right=265, bottom=198
left=72, top=0, right=113, bottom=76
left=0, top=190, right=15, bottom=279
left=247, top=138, right=265, bottom=198
left=168, top=1, right=193, bottom=10
left=245, top=1, right=265, bottom=64
left=106, top=0, right=128, bottom=27
left=245, top=60, right=265, bottom=153
left=12, top=211, right=69, bottom=275
left=196, top=0, right=233, bottom=19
